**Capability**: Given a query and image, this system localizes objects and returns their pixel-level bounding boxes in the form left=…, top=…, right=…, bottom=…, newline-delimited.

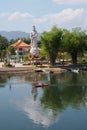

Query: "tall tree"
left=0, top=35, right=9, bottom=61
left=40, top=26, right=63, bottom=66
left=62, top=28, right=87, bottom=64
left=7, top=46, right=16, bottom=55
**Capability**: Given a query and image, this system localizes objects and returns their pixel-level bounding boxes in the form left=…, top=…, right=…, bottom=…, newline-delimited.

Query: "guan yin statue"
left=30, top=26, right=39, bottom=58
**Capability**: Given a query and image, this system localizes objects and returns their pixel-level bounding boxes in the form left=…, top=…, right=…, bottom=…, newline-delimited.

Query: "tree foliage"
left=61, top=28, right=87, bottom=64
left=0, top=35, right=8, bottom=50
left=0, top=35, right=9, bottom=61
left=7, top=46, right=16, bottom=55
left=40, top=26, right=63, bottom=66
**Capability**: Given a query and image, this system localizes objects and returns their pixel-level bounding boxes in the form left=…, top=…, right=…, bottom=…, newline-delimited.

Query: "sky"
left=0, top=0, right=87, bottom=33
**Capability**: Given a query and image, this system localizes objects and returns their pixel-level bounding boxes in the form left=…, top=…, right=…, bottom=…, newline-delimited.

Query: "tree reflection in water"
left=40, top=72, right=87, bottom=115
left=0, top=75, right=7, bottom=88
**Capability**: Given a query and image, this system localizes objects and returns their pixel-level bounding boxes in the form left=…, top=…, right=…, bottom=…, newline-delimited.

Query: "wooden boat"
left=34, top=83, right=48, bottom=88
left=34, top=69, right=43, bottom=72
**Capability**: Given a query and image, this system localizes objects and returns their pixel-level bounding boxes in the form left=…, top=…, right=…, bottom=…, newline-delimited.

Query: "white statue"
left=30, top=25, right=39, bottom=57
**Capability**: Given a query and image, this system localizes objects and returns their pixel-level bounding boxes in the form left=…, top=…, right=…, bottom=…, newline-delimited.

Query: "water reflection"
left=31, top=84, right=38, bottom=101
left=0, top=75, right=7, bottom=87
left=0, top=72, right=87, bottom=129
left=42, top=72, right=87, bottom=110
left=20, top=98, right=59, bottom=127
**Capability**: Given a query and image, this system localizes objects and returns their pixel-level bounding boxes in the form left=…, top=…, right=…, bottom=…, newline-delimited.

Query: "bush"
left=3, top=62, right=14, bottom=67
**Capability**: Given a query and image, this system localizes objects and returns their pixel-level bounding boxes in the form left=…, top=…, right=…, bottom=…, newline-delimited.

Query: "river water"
left=0, top=71, right=87, bottom=130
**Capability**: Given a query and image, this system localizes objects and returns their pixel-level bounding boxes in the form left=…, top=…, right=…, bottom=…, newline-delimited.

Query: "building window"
left=19, top=48, right=22, bottom=51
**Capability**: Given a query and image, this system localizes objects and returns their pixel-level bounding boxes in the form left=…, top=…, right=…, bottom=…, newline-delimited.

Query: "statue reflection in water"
left=31, top=85, right=38, bottom=101
left=8, top=75, right=12, bottom=91
left=31, top=73, right=38, bottom=101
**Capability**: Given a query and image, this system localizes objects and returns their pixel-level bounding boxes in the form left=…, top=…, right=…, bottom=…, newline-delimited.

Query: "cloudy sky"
left=0, top=0, right=87, bottom=32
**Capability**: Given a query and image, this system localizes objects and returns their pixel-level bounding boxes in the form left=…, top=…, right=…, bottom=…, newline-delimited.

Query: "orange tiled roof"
left=11, top=40, right=30, bottom=47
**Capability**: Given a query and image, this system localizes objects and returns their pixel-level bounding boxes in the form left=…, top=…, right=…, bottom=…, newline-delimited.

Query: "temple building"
left=11, top=39, right=30, bottom=55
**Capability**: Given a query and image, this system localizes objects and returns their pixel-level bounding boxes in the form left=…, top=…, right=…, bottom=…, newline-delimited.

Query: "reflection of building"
left=11, top=40, right=30, bottom=55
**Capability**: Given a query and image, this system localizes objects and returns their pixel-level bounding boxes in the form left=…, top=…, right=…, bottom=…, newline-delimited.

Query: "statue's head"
left=32, top=25, right=36, bottom=31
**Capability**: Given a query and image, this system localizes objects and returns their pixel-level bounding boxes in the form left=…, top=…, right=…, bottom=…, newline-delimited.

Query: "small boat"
left=34, top=83, right=48, bottom=88
left=34, top=69, right=43, bottom=72
left=42, top=69, right=54, bottom=74
left=71, top=69, right=80, bottom=74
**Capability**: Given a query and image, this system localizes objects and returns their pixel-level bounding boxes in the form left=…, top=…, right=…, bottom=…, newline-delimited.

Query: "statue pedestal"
left=29, top=57, right=42, bottom=65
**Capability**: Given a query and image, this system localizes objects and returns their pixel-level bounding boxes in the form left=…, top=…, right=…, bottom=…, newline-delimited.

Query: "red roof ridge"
left=11, top=39, right=30, bottom=47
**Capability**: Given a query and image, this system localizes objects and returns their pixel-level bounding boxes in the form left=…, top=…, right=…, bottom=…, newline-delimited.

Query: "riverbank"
left=0, top=62, right=66, bottom=74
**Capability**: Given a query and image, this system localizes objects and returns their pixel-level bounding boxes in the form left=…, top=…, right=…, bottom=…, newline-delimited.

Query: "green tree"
left=21, top=37, right=30, bottom=44
left=40, top=26, right=63, bottom=66
left=0, top=35, right=9, bottom=61
left=7, top=46, right=16, bottom=55
left=62, top=28, right=87, bottom=64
